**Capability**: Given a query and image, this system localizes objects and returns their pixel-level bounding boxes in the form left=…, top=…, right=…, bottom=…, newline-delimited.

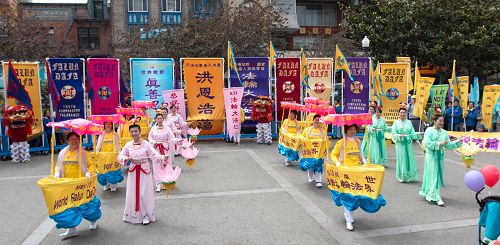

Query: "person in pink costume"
left=148, top=114, right=176, bottom=192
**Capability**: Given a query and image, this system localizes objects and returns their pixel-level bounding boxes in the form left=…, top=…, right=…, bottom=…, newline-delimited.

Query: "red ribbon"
left=155, top=143, right=169, bottom=155
left=129, top=164, right=148, bottom=212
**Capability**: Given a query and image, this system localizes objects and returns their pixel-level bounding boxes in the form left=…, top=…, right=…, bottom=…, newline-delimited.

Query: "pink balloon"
left=480, top=164, right=499, bottom=188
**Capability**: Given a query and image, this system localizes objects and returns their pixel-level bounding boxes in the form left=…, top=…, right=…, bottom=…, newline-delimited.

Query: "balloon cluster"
left=464, top=164, right=499, bottom=192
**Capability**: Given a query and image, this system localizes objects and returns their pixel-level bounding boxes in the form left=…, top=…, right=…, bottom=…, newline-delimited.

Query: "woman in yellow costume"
left=331, top=124, right=370, bottom=231
left=279, top=109, right=301, bottom=166
left=299, top=114, right=329, bottom=188
left=54, top=132, right=101, bottom=238
left=96, top=121, right=123, bottom=192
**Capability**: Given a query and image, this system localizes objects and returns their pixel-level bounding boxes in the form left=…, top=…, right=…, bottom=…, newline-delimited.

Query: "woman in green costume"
left=361, top=103, right=376, bottom=158
left=392, top=105, right=420, bottom=182
left=362, top=105, right=388, bottom=166
left=419, top=113, right=462, bottom=206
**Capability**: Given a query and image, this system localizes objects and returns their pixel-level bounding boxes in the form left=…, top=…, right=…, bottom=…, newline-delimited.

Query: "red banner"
left=87, top=58, right=119, bottom=115
left=276, top=58, right=301, bottom=120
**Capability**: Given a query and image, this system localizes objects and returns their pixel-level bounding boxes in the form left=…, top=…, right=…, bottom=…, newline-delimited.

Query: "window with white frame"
left=128, top=0, right=148, bottom=12
left=162, top=0, right=181, bottom=12
left=296, top=4, right=337, bottom=27
left=193, top=0, right=218, bottom=15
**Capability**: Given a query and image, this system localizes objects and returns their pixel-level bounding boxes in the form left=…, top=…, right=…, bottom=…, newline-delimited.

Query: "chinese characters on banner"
left=456, top=76, right=469, bottom=117
left=481, top=85, right=500, bottom=129
left=162, top=89, right=186, bottom=120
left=430, top=84, right=449, bottom=110
left=448, top=131, right=500, bottom=153
left=278, top=132, right=302, bottom=151
left=343, top=57, right=370, bottom=114
left=326, top=164, right=385, bottom=199
left=183, top=58, right=225, bottom=135
left=130, top=58, right=174, bottom=108
left=3, top=62, right=43, bottom=137
left=412, top=77, right=435, bottom=120
left=276, top=58, right=301, bottom=120
left=222, top=87, right=244, bottom=140
left=306, top=58, right=332, bottom=101
left=301, top=139, right=328, bottom=159
left=46, top=58, right=85, bottom=121
left=87, top=58, right=119, bottom=115
left=379, top=63, right=410, bottom=123
left=229, top=57, right=270, bottom=128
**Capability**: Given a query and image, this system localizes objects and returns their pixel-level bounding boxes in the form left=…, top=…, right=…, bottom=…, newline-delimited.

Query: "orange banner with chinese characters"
left=3, top=62, right=43, bottom=138
left=306, top=58, right=332, bottom=101
left=481, top=85, right=500, bottom=129
left=379, top=63, right=410, bottom=123
left=326, top=164, right=385, bottom=199
left=183, top=58, right=225, bottom=135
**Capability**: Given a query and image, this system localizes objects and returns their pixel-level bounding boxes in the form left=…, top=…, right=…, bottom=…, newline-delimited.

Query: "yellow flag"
left=413, top=65, right=435, bottom=121
left=398, top=57, right=413, bottom=92
left=269, top=41, right=277, bottom=68
left=300, top=48, right=310, bottom=88
left=449, top=60, right=459, bottom=99
left=334, top=45, right=354, bottom=80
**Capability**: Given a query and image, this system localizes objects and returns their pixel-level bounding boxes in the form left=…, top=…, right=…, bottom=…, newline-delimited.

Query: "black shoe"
left=266, top=142, right=271, bottom=145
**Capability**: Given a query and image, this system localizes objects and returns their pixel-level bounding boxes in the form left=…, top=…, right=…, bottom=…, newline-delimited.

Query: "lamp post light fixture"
left=362, top=36, right=370, bottom=56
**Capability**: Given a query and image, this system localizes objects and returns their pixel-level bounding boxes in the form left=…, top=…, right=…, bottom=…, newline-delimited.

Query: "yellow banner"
left=326, top=164, right=385, bottom=199
left=306, top=58, right=332, bottom=101
left=379, top=63, right=410, bottom=123
left=301, top=138, right=327, bottom=158
left=92, top=152, right=120, bottom=174
left=396, top=57, right=413, bottom=91
left=448, top=131, right=500, bottom=153
left=413, top=77, right=435, bottom=120
left=481, top=85, right=500, bottom=129
left=3, top=62, right=43, bottom=138
left=183, top=58, right=225, bottom=135
left=278, top=132, right=302, bottom=151
left=37, top=175, right=98, bottom=216
left=457, top=76, right=469, bottom=117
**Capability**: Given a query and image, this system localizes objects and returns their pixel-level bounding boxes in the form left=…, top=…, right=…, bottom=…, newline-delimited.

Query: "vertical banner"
left=3, top=62, right=43, bottom=137
left=183, top=58, right=225, bottom=135
left=379, top=63, right=410, bottom=122
left=223, top=87, right=244, bottom=140
left=162, top=89, right=186, bottom=120
left=457, top=76, right=469, bottom=117
left=343, top=57, right=370, bottom=114
left=306, top=58, right=332, bottom=101
left=430, top=85, right=449, bottom=110
left=276, top=58, right=301, bottom=120
left=87, top=58, right=119, bottom=115
left=481, top=85, right=500, bottom=129
left=46, top=58, right=85, bottom=121
left=230, top=57, right=270, bottom=127
left=130, top=58, right=174, bottom=108
left=413, top=77, right=435, bottom=119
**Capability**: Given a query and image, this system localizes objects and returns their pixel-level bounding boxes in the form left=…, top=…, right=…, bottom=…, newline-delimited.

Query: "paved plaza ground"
left=1, top=139, right=499, bottom=245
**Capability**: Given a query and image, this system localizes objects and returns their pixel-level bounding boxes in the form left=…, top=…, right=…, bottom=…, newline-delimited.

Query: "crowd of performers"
left=277, top=100, right=463, bottom=231
left=36, top=102, right=197, bottom=239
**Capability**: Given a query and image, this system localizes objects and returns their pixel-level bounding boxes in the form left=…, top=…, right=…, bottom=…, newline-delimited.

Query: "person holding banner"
left=299, top=114, right=329, bottom=187
left=392, top=105, right=420, bottom=183
left=464, top=102, right=478, bottom=131
left=148, top=114, right=176, bottom=192
left=362, top=105, right=388, bottom=167
left=167, top=105, right=187, bottom=155
left=118, top=123, right=168, bottom=225
left=95, top=121, right=121, bottom=192
left=280, top=109, right=301, bottom=166
left=445, top=100, right=463, bottom=131
left=331, top=124, right=367, bottom=231
left=419, top=113, right=462, bottom=206
left=55, top=132, right=99, bottom=238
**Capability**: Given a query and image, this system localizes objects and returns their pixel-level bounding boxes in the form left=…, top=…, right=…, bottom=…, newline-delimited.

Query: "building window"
left=162, top=0, right=181, bottom=12
left=128, top=0, right=148, bottom=12
left=78, top=28, right=100, bottom=49
left=193, top=0, right=218, bottom=17
left=293, top=36, right=318, bottom=49
left=297, top=4, right=337, bottom=27
left=94, top=0, right=104, bottom=19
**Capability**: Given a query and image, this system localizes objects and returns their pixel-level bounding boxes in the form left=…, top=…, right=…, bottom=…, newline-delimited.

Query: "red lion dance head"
left=3, top=105, right=34, bottom=137
left=251, top=96, right=273, bottom=122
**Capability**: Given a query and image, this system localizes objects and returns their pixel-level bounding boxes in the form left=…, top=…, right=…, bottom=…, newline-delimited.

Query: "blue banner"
left=130, top=58, right=174, bottom=108
left=343, top=57, right=370, bottom=114
left=46, top=58, right=85, bottom=121
left=229, top=57, right=270, bottom=127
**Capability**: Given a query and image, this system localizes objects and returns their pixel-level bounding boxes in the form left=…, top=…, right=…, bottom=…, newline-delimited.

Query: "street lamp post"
left=362, top=36, right=370, bottom=57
